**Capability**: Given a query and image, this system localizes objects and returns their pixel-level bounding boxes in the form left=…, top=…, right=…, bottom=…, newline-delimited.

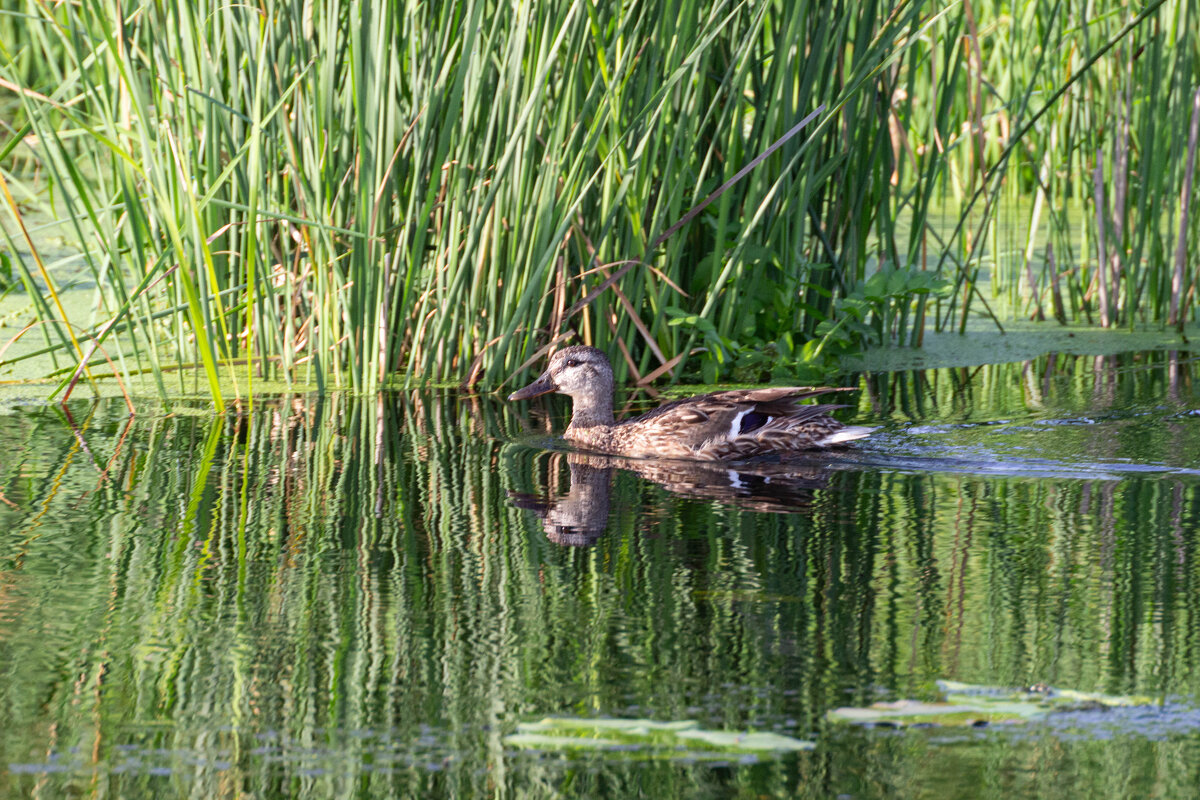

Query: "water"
left=2, top=350, right=1199, bottom=798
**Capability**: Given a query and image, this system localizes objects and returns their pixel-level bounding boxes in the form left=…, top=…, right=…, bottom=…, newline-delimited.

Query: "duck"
left=507, top=345, right=873, bottom=461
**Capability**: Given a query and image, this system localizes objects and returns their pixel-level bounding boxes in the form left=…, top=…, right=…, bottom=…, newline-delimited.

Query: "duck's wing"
left=701, top=387, right=856, bottom=431
left=621, top=387, right=863, bottom=460
left=628, top=387, right=852, bottom=426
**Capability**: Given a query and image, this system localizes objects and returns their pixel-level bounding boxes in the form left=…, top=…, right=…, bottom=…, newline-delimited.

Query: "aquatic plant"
left=0, top=0, right=1193, bottom=403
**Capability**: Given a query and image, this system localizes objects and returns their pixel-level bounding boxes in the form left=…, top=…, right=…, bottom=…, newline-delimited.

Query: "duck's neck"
left=566, top=392, right=615, bottom=429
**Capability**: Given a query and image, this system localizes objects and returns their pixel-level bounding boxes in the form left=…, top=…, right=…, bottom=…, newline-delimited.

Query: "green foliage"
left=810, top=266, right=953, bottom=362
left=0, top=0, right=1193, bottom=401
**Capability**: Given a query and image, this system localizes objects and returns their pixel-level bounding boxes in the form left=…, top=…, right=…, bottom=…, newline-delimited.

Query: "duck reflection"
left=509, top=451, right=832, bottom=546
left=509, top=454, right=615, bottom=546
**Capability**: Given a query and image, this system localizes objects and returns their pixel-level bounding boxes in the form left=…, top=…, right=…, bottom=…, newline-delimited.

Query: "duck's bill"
left=507, top=371, right=557, bottom=401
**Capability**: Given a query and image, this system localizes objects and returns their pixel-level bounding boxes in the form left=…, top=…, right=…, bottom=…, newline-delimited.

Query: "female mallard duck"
left=508, top=345, right=872, bottom=461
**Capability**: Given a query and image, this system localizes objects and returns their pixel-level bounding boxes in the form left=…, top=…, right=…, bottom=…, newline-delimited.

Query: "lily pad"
left=504, top=717, right=815, bottom=756
left=502, top=733, right=623, bottom=749
left=939, top=680, right=1156, bottom=710
left=828, top=699, right=1036, bottom=727
left=516, top=717, right=699, bottom=735
left=675, top=730, right=816, bottom=751
left=829, top=681, right=1166, bottom=728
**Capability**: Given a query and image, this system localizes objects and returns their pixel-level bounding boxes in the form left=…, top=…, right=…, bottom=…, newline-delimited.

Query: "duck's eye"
left=564, top=358, right=579, bottom=368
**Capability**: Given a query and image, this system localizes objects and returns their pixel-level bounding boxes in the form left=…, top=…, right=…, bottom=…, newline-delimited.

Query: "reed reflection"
left=2, top=363, right=1200, bottom=799
left=862, top=349, right=1195, bottom=421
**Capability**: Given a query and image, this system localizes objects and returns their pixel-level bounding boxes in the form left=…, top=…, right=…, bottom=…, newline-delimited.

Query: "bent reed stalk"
left=0, top=0, right=1195, bottom=406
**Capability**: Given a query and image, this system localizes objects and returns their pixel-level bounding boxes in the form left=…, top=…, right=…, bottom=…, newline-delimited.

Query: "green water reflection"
left=3, top=351, right=1200, bottom=798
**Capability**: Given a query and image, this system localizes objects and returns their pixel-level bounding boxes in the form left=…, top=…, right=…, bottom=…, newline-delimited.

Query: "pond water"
left=2, top=349, right=1200, bottom=799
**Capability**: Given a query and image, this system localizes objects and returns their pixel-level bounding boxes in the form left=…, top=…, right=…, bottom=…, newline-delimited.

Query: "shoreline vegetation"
left=0, top=0, right=1198, bottom=409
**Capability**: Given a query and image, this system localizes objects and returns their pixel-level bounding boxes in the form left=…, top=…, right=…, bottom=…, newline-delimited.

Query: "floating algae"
left=503, top=717, right=815, bottom=759
left=828, top=680, right=1163, bottom=729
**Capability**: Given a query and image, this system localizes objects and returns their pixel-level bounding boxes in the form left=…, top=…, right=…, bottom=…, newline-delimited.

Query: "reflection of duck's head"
left=508, top=458, right=612, bottom=547
left=509, top=347, right=873, bottom=460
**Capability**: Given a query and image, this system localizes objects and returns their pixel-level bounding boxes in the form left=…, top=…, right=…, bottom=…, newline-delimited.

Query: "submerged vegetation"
left=0, top=0, right=1197, bottom=404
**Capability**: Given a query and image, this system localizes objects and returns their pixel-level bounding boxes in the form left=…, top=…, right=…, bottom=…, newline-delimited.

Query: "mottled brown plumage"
left=508, top=346, right=873, bottom=460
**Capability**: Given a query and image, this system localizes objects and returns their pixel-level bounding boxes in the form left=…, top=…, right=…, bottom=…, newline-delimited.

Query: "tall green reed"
left=0, top=0, right=1193, bottom=405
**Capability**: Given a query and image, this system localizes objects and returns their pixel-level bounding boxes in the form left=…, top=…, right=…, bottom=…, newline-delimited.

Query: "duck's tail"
left=815, top=425, right=875, bottom=447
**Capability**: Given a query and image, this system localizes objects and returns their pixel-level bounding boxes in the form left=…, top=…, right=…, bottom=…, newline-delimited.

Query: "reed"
left=0, top=0, right=1194, bottom=403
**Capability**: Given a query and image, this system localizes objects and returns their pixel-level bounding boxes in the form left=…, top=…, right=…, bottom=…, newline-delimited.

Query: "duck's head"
left=508, top=346, right=613, bottom=401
